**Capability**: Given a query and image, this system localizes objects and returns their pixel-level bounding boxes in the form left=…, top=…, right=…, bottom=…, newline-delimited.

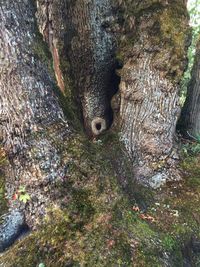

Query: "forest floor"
left=0, top=132, right=200, bottom=267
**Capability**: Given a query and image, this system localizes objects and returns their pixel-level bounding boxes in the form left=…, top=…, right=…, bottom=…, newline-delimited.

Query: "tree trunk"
left=112, top=0, right=190, bottom=186
left=0, top=0, right=191, bottom=253
left=0, top=0, right=70, bottom=250
left=36, top=0, right=118, bottom=137
left=179, top=37, right=200, bottom=138
left=0, top=0, right=120, bottom=252
left=35, top=0, right=191, bottom=187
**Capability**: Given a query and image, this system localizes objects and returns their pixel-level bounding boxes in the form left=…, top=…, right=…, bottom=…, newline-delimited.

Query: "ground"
left=0, top=130, right=200, bottom=267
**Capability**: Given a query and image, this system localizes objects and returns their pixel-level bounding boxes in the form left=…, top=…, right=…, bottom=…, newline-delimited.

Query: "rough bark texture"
left=0, top=0, right=70, bottom=249
left=36, top=0, right=118, bottom=137
left=35, top=0, right=191, bottom=188
left=112, top=0, right=190, bottom=186
left=1, top=1, right=200, bottom=266
left=0, top=0, right=191, bottom=254
left=179, top=37, right=200, bottom=138
left=0, top=0, right=120, bottom=252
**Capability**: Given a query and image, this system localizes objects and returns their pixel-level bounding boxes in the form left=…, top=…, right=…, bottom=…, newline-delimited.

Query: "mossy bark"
left=179, top=37, right=200, bottom=138
left=0, top=0, right=194, bottom=262
left=36, top=0, right=118, bottom=137
left=0, top=0, right=123, bottom=253
left=35, top=0, right=191, bottom=187
left=112, top=0, right=190, bottom=185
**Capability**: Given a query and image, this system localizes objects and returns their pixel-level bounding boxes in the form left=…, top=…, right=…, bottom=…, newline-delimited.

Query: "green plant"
left=182, top=142, right=200, bottom=156
left=163, top=235, right=176, bottom=251
left=18, top=186, right=31, bottom=203
left=182, top=135, right=200, bottom=156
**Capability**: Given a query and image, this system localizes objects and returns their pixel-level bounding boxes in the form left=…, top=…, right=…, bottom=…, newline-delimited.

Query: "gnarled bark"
left=179, top=37, right=200, bottom=138
left=113, top=0, right=190, bottom=186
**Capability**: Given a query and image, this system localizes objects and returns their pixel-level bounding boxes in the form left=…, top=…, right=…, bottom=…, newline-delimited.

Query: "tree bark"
left=36, top=0, right=118, bottom=137
left=112, top=0, right=190, bottom=186
left=0, top=0, right=191, bottom=253
left=0, top=0, right=70, bottom=250
left=35, top=1, right=191, bottom=187
left=179, top=37, right=200, bottom=138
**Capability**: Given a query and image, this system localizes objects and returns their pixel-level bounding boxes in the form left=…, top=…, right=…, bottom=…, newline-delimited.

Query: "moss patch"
left=0, top=133, right=150, bottom=266
left=1, top=135, right=200, bottom=266
left=0, top=174, right=7, bottom=219
left=33, top=30, right=55, bottom=78
left=114, top=0, right=190, bottom=82
left=0, top=147, right=8, bottom=219
left=55, top=39, right=82, bottom=129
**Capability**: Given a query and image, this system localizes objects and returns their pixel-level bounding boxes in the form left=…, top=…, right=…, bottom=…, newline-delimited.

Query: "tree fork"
left=0, top=0, right=192, bottom=252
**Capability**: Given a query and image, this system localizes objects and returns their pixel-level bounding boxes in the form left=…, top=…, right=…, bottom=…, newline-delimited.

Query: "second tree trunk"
left=179, top=37, right=200, bottom=139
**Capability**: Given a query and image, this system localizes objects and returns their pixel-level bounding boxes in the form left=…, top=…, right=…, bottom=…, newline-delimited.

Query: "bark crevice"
left=36, top=0, right=120, bottom=137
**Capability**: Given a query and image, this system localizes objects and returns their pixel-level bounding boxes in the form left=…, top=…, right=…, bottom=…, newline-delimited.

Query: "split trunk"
left=0, top=0, right=190, bottom=251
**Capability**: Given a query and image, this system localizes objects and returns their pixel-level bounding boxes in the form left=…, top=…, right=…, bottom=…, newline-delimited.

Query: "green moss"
left=0, top=147, right=8, bottom=219
left=154, top=5, right=190, bottom=81
left=33, top=31, right=55, bottom=78
left=115, top=0, right=190, bottom=82
left=1, top=135, right=200, bottom=266
left=54, top=39, right=83, bottom=130
left=0, top=2, right=195, bottom=265
left=0, top=133, right=156, bottom=266
left=0, top=173, right=7, bottom=219
left=162, top=235, right=176, bottom=251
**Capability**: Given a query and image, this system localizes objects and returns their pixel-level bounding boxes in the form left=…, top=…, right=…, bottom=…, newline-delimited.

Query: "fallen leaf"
left=132, top=206, right=140, bottom=212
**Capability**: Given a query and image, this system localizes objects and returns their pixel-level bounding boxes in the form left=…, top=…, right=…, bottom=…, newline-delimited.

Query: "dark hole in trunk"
left=107, top=59, right=123, bottom=128
left=96, top=123, right=102, bottom=131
